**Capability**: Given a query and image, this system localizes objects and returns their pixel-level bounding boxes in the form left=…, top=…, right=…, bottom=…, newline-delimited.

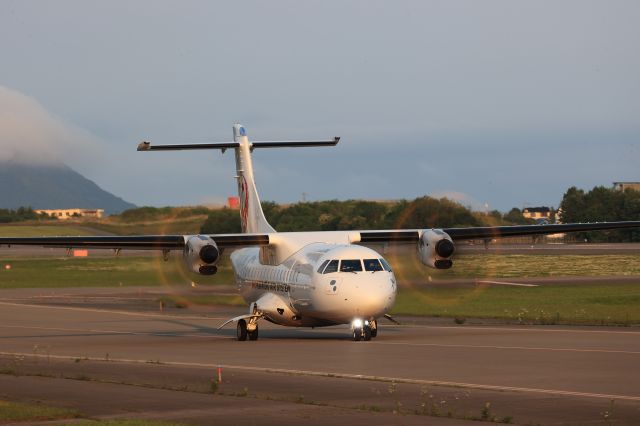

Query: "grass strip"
left=0, top=225, right=97, bottom=237
left=2, top=254, right=639, bottom=289
left=392, top=283, right=640, bottom=324
left=0, top=257, right=235, bottom=289
left=0, top=399, right=80, bottom=422
left=388, top=253, right=640, bottom=281
left=71, top=420, right=190, bottom=426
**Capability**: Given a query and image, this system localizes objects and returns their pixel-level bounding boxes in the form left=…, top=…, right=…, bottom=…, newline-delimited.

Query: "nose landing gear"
left=352, top=319, right=374, bottom=341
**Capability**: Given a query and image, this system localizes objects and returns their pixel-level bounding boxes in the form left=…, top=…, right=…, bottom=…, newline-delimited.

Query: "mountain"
left=0, top=162, right=136, bottom=215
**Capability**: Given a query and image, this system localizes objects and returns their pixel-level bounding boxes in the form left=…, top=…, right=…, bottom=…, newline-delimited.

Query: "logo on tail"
left=239, top=175, right=249, bottom=233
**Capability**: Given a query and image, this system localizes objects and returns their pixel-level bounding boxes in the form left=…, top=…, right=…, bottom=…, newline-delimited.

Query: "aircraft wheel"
left=352, top=328, right=362, bottom=341
left=363, top=324, right=372, bottom=341
left=248, top=324, right=259, bottom=341
left=370, top=320, right=378, bottom=338
left=237, top=319, right=248, bottom=341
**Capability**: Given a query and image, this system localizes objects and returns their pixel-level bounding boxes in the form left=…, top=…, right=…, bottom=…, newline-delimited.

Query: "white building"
left=35, top=208, right=104, bottom=220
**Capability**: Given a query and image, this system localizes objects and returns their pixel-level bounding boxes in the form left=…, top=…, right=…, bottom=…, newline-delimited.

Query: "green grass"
left=387, top=253, right=640, bottom=281
left=2, top=253, right=638, bottom=289
left=0, top=217, right=206, bottom=237
left=0, top=225, right=99, bottom=237
left=84, top=217, right=206, bottom=236
left=385, top=247, right=640, bottom=325
left=0, top=256, right=235, bottom=289
left=70, top=421, right=189, bottom=426
left=392, top=283, right=640, bottom=324
left=0, top=399, right=80, bottom=422
left=2, top=250, right=640, bottom=324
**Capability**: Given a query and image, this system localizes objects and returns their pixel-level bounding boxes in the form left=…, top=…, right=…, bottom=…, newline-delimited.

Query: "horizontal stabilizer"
left=137, top=141, right=239, bottom=151
left=251, top=138, right=340, bottom=149
left=137, top=138, right=339, bottom=152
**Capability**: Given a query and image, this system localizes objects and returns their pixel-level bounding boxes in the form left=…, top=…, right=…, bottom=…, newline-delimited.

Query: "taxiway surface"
left=0, top=288, right=639, bottom=425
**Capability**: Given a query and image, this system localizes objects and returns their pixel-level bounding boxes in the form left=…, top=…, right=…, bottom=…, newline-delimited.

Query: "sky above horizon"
left=1, top=1, right=638, bottom=212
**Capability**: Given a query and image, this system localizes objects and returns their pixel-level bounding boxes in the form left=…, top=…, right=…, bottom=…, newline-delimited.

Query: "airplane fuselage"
left=231, top=243, right=397, bottom=327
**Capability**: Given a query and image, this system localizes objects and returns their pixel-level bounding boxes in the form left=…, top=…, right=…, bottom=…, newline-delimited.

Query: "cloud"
left=0, top=86, right=100, bottom=165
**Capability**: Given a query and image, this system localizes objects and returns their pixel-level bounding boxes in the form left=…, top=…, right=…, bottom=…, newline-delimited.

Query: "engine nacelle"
left=183, top=235, right=220, bottom=275
left=418, top=229, right=455, bottom=269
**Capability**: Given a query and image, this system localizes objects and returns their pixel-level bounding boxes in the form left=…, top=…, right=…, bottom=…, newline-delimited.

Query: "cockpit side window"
left=340, top=259, right=363, bottom=272
left=323, top=259, right=339, bottom=274
left=317, top=259, right=330, bottom=273
left=379, top=258, right=393, bottom=272
left=363, top=258, right=383, bottom=271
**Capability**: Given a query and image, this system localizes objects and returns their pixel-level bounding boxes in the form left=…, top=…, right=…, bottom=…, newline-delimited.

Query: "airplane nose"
left=357, top=273, right=396, bottom=317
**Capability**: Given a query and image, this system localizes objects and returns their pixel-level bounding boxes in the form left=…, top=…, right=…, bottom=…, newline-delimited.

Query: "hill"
left=0, top=161, right=136, bottom=215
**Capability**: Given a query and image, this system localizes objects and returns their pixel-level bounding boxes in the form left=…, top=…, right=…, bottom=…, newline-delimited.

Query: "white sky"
left=1, top=0, right=638, bottom=211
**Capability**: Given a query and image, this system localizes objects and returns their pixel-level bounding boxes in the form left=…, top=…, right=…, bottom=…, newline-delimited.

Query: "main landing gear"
left=236, top=304, right=262, bottom=341
left=236, top=319, right=259, bottom=341
left=352, top=318, right=377, bottom=342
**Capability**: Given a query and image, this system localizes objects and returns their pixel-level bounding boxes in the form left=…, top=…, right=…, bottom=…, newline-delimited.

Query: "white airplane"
left=3, top=124, right=640, bottom=342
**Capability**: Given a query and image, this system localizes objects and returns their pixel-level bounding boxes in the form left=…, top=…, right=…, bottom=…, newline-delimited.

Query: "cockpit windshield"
left=319, top=258, right=392, bottom=274
left=363, top=258, right=383, bottom=272
left=380, top=258, right=392, bottom=272
left=322, top=259, right=339, bottom=274
left=340, top=259, right=363, bottom=272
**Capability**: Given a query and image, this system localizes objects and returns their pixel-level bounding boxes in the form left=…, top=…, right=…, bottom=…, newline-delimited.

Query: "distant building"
left=613, top=182, right=640, bottom=192
left=522, top=207, right=552, bottom=221
left=36, top=208, right=104, bottom=220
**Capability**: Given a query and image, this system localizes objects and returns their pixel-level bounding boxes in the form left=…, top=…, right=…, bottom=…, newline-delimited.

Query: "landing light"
left=352, top=319, right=370, bottom=328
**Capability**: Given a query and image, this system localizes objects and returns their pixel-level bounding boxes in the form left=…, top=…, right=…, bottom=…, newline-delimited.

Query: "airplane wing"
left=3, top=221, right=639, bottom=249
left=0, top=234, right=270, bottom=250
left=358, top=221, right=640, bottom=243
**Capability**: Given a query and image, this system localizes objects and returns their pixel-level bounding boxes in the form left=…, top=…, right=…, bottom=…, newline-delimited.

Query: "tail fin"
left=233, top=124, right=275, bottom=234
left=232, top=124, right=340, bottom=233
left=137, top=124, right=340, bottom=234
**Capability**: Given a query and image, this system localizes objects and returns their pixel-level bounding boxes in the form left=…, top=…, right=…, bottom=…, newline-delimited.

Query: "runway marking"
left=3, top=323, right=639, bottom=356
left=0, top=324, right=227, bottom=340
left=0, top=301, right=228, bottom=321
left=477, top=280, right=539, bottom=287
left=370, top=341, right=640, bottom=355
left=2, top=351, right=640, bottom=402
left=2, top=301, right=640, bottom=337
left=416, top=325, right=640, bottom=335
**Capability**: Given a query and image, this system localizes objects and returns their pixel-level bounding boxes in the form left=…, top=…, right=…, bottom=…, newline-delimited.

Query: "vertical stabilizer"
left=233, top=124, right=276, bottom=234
left=137, top=124, right=339, bottom=235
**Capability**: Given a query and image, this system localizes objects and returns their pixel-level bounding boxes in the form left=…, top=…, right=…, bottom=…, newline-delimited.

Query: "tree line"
left=5, top=186, right=638, bottom=242
left=200, top=188, right=640, bottom=242
left=559, top=186, right=640, bottom=242
left=200, top=197, right=535, bottom=234
left=0, top=207, right=53, bottom=223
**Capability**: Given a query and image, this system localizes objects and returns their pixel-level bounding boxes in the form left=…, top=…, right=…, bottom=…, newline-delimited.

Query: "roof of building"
left=523, top=207, right=551, bottom=213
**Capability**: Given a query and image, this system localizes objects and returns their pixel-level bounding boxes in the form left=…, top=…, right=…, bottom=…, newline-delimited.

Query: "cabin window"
left=340, top=259, right=363, bottom=272
left=317, top=259, right=330, bottom=273
left=363, top=258, right=383, bottom=272
left=323, top=259, right=339, bottom=274
left=379, top=258, right=393, bottom=272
